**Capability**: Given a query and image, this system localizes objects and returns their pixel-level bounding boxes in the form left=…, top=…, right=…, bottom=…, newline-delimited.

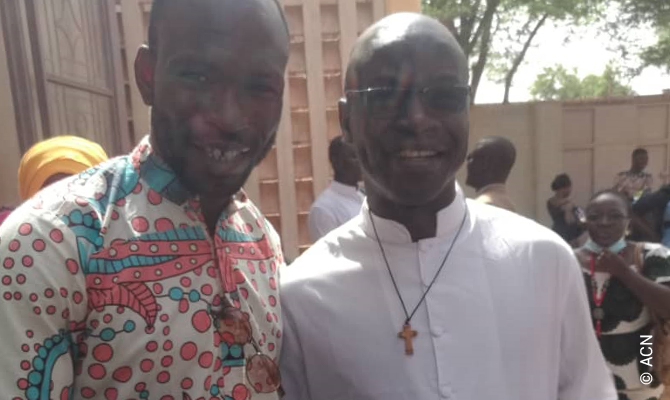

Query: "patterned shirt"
left=581, top=243, right=670, bottom=400
left=0, top=137, right=285, bottom=400
left=614, top=171, right=653, bottom=201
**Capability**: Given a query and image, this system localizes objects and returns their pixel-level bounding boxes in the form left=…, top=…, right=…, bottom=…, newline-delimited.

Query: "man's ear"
left=338, top=97, right=353, bottom=144
left=135, top=45, right=156, bottom=106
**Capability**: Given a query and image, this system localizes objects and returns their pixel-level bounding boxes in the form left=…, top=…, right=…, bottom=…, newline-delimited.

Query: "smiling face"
left=585, top=192, right=630, bottom=248
left=135, top=0, right=288, bottom=201
left=341, top=16, right=469, bottom=207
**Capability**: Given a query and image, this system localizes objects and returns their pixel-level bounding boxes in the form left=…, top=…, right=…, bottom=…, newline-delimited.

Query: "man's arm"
left=557, top=246, right=617, bottom=400
left=0, top=209, right=87, bottom=398
left=279, top=294, right=311, bottom=400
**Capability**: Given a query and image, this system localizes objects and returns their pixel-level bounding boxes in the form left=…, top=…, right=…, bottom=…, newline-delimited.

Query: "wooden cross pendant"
left=398, top=323, right=418, bottom=355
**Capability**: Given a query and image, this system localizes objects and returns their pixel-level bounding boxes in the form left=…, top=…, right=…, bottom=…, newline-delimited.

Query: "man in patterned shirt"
left=0, top=0, right=289, bottom=399
left=614, top=148, right=653, bottom=202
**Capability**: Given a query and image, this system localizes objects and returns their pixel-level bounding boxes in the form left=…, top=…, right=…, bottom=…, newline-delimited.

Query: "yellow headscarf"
left=18, top=135, right=108, bottom=200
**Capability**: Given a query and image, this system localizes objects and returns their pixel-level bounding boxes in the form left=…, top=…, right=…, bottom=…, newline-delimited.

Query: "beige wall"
left=462, top=102, right=564, bottom=226
left=463, top=96, right=670, bottom=229
left=562, top=96, right=670, bottom=209
left=0, top=18, right=23, bottom=207
left=462, top=103, right=536, bottom=219
left=386, top=0, right=422, bottom=13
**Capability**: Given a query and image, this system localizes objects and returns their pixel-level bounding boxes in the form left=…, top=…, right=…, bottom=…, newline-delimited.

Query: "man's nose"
left=202, top=86, right=244, bottom=130
left=397, top=91, right=429, bottom=129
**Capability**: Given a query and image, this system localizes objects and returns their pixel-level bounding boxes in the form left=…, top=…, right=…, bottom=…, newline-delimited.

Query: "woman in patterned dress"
left=575, top=190, right=670, bottom=400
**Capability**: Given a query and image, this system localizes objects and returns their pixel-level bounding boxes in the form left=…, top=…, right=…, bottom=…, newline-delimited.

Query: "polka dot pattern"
left=0, top=139, right=285, bottom=399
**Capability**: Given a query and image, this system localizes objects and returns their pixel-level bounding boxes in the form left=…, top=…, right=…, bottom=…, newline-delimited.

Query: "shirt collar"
left=131, top=135, right=246, bottom=212
left=476, top=183, right=507, bottom=197
left=330, top=180, right=360, bottom=196
left=360, top=183, right=468, bottom=244
left=623, top=170, right=648, bottom=177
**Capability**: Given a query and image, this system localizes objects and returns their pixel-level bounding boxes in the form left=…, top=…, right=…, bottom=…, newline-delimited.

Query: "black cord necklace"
left=368, top=206, right=468, bottom=356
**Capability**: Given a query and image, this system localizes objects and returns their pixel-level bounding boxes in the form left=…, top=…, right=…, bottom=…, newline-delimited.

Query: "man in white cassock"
left=278, top=13, right=617, bottom=400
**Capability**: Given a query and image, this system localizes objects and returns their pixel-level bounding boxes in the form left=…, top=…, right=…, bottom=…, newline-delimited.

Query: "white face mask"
left=584, top=237, right=626, bottom=254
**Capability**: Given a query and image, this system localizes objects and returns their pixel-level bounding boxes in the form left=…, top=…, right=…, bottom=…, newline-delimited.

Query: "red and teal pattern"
left=0, top=136, right=285, bottom=400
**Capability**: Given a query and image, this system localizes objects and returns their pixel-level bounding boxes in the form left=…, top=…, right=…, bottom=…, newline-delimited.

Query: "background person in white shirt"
left=466, top=135, right=517, bottom=212
left=279, top=12, right=617, bottom=400
left=308, top=135, right=363, bottom=242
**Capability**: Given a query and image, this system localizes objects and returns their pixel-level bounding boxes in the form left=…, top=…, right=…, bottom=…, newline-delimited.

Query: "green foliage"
left=530, top=64, right=635, bottom=100
left=422, top=0, right=606, bottom=102
left=640, top=26, right=670, bottom=73
left=610, top=0, right=670, bottom=72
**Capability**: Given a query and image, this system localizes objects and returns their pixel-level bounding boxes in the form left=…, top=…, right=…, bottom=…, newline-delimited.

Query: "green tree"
left=422, top=0, right=605, bottom=103
left=640, top=26, right=670, bottom=73
left=530, top=64, right=635, bottom=100
left=605, top=0, right=670, bottom=73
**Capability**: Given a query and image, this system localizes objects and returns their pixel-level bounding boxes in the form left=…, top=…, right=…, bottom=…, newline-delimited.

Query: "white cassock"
left=308, top=181, right=364, bottom=242
left=279, top=184, right=617, bottom=400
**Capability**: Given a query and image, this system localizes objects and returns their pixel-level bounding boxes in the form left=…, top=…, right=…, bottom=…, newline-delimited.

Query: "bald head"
left=345, top=13, right=468, bottom=90
left=338, top=12, right=471, bottom=210
left=466, top=136, right=516, bottom=190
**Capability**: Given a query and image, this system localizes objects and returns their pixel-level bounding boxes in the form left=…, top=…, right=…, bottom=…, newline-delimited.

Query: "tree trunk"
left=470, top=0, right=501, bottom=103
left=502, top=13, right=549, bottom=104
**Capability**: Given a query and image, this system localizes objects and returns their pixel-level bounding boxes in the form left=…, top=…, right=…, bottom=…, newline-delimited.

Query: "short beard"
left=149, top=107, right=280, bottom=197
left=149, top=107, right=196, bottom=193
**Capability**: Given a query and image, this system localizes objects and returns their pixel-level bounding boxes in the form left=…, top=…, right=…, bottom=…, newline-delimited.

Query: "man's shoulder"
left=283, top=216, right=365, bottom=283
left=468, top=201, right=578, bottom=285
left=28, top=156, right=133, bottom=215
left=309, top=186, right=337, bottom=210
left=0, top=156, right=134, bottom=237
left=613, top=171, right=630, bottom=183
left=468, top=200, right=565, bottom=247
left=240, top=196, right=283, bottom=245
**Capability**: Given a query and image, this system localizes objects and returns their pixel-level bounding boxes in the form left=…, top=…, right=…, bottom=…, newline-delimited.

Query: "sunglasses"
left=346, top=84, right=470, bottom=118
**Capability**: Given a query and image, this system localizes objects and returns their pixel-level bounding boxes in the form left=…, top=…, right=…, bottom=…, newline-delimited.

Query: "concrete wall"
left=0, top=17, right=23, bottom=207
left=462, top=102, right=565, bottom=226
left=386, top=0, right=422, bottom=13
left=462, top=96, right=670, bottom=228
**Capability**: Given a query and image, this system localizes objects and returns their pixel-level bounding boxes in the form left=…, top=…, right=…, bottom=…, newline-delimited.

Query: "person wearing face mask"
left=575, top=190, right=670, bottom=400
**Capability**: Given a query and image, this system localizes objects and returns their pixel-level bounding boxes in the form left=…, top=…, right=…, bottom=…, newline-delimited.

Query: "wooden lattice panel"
left=115, top=0, right=390, bottom=259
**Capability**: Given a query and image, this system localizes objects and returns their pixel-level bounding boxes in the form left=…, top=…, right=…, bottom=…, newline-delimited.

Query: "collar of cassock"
left=361, top=182, right=469, bottom=244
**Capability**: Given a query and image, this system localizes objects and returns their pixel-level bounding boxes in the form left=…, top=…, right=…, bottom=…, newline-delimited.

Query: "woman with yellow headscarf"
left=17, top=135, right=108, bottom=201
